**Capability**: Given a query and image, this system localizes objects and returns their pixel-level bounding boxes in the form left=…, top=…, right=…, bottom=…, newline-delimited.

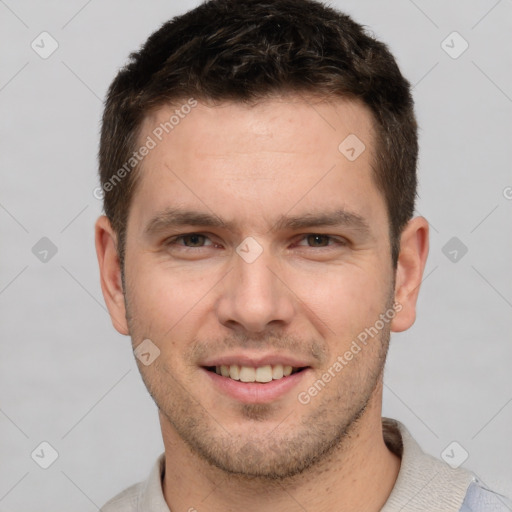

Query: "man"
left=94, top=0, right=510, bottom=510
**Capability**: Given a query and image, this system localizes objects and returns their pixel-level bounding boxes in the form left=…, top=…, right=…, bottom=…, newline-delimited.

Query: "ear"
left=95, top=215, right=130, bottom=335
left=391, top=216, right=429, bottom=332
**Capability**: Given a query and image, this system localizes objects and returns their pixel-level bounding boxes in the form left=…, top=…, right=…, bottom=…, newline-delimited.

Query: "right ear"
left=94, top=215, right=130, bottom=335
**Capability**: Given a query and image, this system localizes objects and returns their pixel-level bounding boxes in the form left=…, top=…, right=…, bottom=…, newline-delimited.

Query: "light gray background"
left=1, top=0, right=511, bottom=510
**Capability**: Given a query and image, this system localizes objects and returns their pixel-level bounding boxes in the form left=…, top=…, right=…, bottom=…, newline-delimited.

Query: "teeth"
left=272, top=365, right=284, bottom=379
left=229, top=364, right=240, bottom=380
left=239, top=366, right=255, bottom=382
left=216, top=364, right=301, bottom=382
left=255, top=365, right=272, bottom=383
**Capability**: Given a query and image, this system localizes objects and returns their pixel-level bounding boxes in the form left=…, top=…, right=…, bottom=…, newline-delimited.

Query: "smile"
left=206, top=364, right=304, bottom=383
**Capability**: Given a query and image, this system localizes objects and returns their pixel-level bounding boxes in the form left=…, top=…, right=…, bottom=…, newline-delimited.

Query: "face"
left=118, top=96, right=398, bottom=478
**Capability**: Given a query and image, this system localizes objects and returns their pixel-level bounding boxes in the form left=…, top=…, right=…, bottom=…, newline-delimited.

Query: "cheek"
left=293, top=260, right=390, bottom=338
left=126, top=260, right=215, bottom=342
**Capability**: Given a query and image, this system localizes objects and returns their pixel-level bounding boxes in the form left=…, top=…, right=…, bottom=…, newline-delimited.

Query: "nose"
left=215, top=248, right=295, bottom=334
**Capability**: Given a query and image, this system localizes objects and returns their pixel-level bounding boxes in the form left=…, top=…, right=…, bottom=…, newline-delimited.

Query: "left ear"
left=391, top=216, right=429, bottom=332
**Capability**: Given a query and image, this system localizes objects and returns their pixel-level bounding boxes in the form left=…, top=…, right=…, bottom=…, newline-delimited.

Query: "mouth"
left=204, top=364, right=307, bottom=383
left=200, top=355, right=312, bottom=403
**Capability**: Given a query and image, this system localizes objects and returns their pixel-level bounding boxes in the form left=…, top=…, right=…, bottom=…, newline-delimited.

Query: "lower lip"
left=202, top=368, right=310, bottom=404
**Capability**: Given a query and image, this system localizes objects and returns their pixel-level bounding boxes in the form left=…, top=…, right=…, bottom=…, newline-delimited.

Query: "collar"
left=381, top=418, right=475, bottom=511
left=138, top=453, right=169, bottom=511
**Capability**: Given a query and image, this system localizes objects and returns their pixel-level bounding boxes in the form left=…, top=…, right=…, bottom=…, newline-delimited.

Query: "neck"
left=161, top=381, right=400, bottom=512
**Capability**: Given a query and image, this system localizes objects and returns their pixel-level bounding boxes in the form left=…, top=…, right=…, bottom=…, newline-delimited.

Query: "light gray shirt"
left=100, top=418, right=511, bottom=511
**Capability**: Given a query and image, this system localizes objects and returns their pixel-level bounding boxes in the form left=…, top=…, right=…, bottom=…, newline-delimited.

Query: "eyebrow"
left=143, top=207, right=371, bottom=237
left=270, top=209, right=371, bottom=235
left=144, top=209, right=231, bottom=236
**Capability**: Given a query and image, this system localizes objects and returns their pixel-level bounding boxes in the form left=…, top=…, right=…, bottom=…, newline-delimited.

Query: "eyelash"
left=164, top=233, right=347, bottom=249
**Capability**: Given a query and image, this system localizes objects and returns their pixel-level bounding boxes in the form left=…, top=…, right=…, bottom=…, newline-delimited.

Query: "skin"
left=95, top=95, right=429, bottom=511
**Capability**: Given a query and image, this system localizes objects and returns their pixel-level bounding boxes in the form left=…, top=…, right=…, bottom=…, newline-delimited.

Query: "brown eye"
left=294, top=234, right=347, bottom=249
left=166, top=233, right=214, bottom=248
left=181, top=234, right=207, bottom=247
left=305, top=234, right=331, bottom=247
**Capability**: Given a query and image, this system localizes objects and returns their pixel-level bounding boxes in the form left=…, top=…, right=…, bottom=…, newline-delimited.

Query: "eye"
left=166, top=233, right=214, bottom=248
left=295, top=234, right=346, bottom=248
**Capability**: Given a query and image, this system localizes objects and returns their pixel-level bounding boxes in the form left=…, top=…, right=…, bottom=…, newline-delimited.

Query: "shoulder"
left=381, top=418, right=511, bottom=512
left=382, top=418, right=474, bottom=512
left=460, top=481, right=512, bottom=512
left=100, top=482, right=143, bottom=512
left=99, top=453, right=168, bottom=512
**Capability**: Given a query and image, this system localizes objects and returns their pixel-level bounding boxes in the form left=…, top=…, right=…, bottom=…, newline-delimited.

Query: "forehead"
left=142, top=95, right=375, bottom=160
left=128, top=95, right=386, bottom=234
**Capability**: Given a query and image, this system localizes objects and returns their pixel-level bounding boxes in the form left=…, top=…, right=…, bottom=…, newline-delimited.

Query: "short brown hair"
left=99, top=0, right=418, bottom=276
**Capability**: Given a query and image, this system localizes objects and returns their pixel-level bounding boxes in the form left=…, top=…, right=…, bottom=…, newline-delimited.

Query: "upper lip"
left=200, top=353, right=312, bottom=368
